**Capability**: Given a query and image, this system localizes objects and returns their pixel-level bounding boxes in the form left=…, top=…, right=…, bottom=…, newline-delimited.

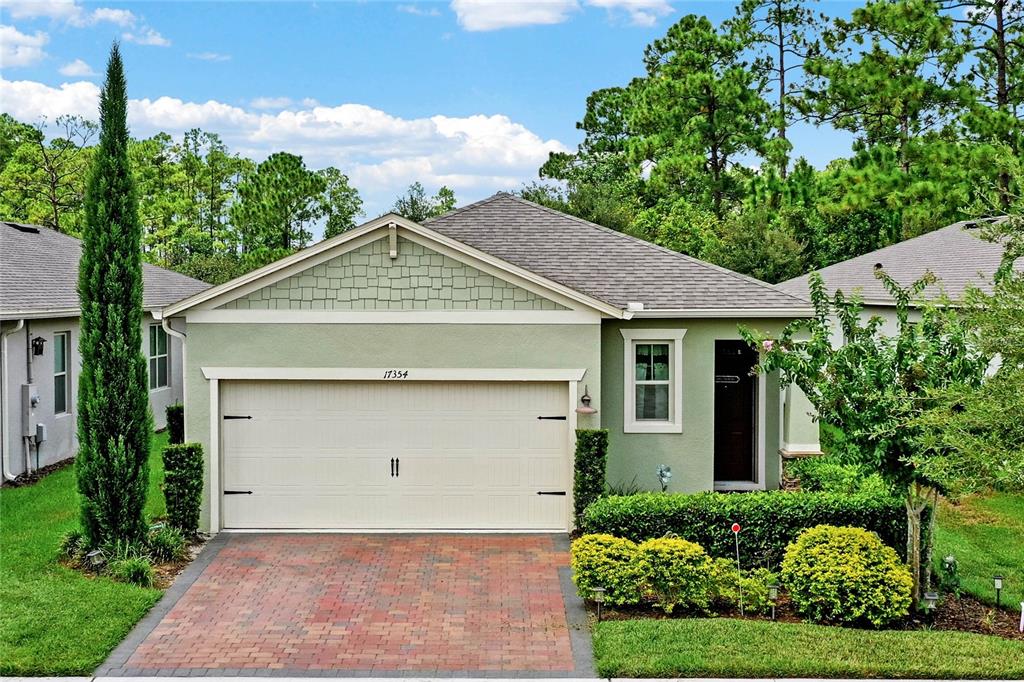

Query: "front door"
left=714, top=340, right=758, bottom=483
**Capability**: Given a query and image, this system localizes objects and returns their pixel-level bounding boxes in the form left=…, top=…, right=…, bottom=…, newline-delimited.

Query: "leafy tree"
left=627, top=197, right=721, bottom=259
left=742, top=270, right=990, bottom=603
left=709, top=207, right=807, bottom=283
left=320, top=166, right=363, bottom=238
left=630, top=15, right=772, bottom=217
left=231, top=152, right=326, bottom=251
left=76, top=44, right=152, bottom=547
left=391, top=181, right=458, bottom=222
left=0, top=113, right=41, bottom=172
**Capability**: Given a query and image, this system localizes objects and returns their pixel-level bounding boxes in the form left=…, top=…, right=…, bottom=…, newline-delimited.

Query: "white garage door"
left=220, top=380, right=571, bottom=530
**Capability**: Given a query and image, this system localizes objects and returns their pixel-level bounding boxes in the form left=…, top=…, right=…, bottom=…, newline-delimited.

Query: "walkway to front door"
left=98, top=533, right=593, bottom=677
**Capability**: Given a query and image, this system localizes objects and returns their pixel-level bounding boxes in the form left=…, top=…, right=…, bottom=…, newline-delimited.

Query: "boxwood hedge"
left=580, top=491, right=926, bottom=568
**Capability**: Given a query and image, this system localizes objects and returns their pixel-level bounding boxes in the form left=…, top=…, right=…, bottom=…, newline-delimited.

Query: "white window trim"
left=148, top=323, right=169, bottom=391
left=54, top=331, right=71, bottom=415
left=621, top=328, right=686, bottom=434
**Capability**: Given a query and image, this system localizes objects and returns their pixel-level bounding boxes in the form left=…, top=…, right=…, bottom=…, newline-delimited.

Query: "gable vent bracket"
left=388, top=221, right=398, bottom=259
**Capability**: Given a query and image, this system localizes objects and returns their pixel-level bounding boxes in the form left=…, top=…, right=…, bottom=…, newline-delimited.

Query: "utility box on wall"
left=21, top=384, right=38, bottom=438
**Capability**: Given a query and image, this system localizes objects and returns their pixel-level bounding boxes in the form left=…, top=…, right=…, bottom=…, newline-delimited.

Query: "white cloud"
left=123, top=27, right=170, bottom=46
left=58, top=58, right=96, bottom=77
left=3, top=1, right=136, bottom=27
left=586, top=0, right=672, bottom=26
left=450, top=0, right=579, bottom=31
left=0, top=25, right=48, bottom=68
left=397, top=3, right=441, bottom=16
left=187, top=51, right=231, bottom=62
left=0, top=76, right=567, bottom=215
left=250, top=96, right=295, bottom=110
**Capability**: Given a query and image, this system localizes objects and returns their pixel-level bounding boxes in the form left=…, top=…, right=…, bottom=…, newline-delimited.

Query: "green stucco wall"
left=182, top=321, right=601, bottom=531
left=217, top=236, right=565, bottom=311
left=600, top=318, right=789, bottom=493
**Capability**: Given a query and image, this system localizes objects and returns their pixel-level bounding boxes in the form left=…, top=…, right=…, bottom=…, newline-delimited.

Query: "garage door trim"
left=206, top=367, right=585, bottom=533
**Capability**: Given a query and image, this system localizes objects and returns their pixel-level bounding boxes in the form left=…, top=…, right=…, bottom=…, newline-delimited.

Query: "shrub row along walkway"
left=99, top=533, right=593, bottom=677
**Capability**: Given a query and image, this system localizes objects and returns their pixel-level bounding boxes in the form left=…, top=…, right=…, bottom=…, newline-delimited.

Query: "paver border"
left=95, top=533, right=596, bottom=678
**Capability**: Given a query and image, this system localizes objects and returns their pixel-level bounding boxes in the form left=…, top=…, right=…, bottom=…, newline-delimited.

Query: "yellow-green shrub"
left=571, top=534, right=644, bottom=606
left=636, top=537, right=714, bottom=613
left=781, top=525, right=913, bottom=627
left=709, top=558, right=776, bottom=615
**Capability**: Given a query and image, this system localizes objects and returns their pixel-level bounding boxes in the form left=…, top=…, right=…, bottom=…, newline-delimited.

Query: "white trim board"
left=631, top=307, right=814, bottom=318
left=201, top=367, right=587, bottom=382
left=185, top=309, right=602, bottom=325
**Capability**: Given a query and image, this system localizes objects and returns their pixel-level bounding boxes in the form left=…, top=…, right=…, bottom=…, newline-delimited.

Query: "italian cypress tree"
left=76, top=44, right=152, bottom=547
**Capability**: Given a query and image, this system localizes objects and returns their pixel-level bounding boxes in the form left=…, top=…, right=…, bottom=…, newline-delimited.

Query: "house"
left=0, top=221, right=210, bottom=482
left=776, top=215, right=1017, bottom=456
left=164, top=194, right=815, bottom=533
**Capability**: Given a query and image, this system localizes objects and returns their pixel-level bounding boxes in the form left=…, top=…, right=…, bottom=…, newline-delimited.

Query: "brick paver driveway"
left=100, top=533, right=591, bottom=677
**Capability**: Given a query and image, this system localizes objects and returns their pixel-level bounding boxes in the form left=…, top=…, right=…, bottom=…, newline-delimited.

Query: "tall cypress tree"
left=76, top=44, right=151, bottom=547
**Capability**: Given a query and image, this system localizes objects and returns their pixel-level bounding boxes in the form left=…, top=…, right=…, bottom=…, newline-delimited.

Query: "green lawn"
left=0, top=431, right=169, bottom=676
left=933, top=492, right=1023, bottom=609
left=594, top=618, right=1024, bottom=679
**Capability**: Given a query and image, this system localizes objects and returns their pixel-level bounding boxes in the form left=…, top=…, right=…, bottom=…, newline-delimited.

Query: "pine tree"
left=76, top=44, right=152, bottom=547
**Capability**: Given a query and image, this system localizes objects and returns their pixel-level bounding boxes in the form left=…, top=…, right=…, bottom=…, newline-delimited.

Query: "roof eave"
left=630, top=307, right=814, bottom=319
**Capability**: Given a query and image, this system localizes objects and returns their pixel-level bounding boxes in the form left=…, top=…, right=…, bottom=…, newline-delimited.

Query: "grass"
left=0, top=431, right=169, bottom=676
left=594, top=618, right=1024, bottom=679
left=933, top=492, right=1023, bottom=609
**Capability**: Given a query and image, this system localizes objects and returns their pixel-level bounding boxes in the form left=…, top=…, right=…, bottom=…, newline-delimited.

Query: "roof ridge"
left=423, top=193, right=507, bottom=224
left=492, top=193, right=811, bottom=307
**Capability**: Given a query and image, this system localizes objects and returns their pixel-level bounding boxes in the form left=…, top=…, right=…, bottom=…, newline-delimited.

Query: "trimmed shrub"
left=571, top=534, right=644, bottom=606
left=107, top=556, right=155, bottom=587
left=148, top=525, right=188, bottom=563
left=166, top=403, right=184, bottom=444
left=581, top=491, right=926, bottom=566
left=636, top=537, right=715, bottom=613
left=162, top=443, right=204, bottom=536
left=709, top=558, right=776, bottom=615
left=781, top=525, right=913, bottom=627
left=574, top=429, right=608, bottom=522
left=788, top=456, right=888, bottom=496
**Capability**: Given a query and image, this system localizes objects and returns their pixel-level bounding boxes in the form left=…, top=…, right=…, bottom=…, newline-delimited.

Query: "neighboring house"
left=163, top=193, right=815, bottom=533
left=776, top=215, right=1017, bottom=455
left=0, top=221, right=210, bottom=483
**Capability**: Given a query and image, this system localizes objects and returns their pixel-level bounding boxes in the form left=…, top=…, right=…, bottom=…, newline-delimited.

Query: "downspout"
left=158, top=312, right=187, bottom=438
left=24, top=321, right=34, bottom=475
left=2, top=319, right=25, bottom=481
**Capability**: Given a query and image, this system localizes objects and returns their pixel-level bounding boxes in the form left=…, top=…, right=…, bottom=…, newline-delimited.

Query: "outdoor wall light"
left=994, top=575, right=1004, bottom=607
left=575, top=386, right=598, bottom=415
left=591, top=586, right=606, bottom=622
left=923, top=591, right=939, bottom=616
left=768, top=583, right=780, bottom=620
left=31, top=336, right=46, bottom=356
left=86, top=549, right=104, bottom=568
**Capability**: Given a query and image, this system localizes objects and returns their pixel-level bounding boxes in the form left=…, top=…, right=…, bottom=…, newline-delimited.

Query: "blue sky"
left=1, top=0, right=857, bottom=217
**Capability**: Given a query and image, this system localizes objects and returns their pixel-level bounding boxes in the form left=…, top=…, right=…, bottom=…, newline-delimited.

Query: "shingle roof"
left=776, top=217, right=1019, bottom=305
left=424, top=193, right=809, bottom=311
left=0, top=221, right=210, bottom=318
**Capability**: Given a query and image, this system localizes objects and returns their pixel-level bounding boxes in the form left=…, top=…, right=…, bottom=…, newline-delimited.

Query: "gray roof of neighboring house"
left=0, top=221, right=210, bottom=319
left=777, top=216, right=1019, bottom=305
left=425, top=193, right=809, bottom=312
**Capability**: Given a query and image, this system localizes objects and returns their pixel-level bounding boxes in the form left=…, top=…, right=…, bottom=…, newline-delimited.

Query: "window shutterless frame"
left=54, top=331, right=71, bottom=414
left=148, top=324, right=169, bottom=390
left=620, top=329, right=686, bottom=434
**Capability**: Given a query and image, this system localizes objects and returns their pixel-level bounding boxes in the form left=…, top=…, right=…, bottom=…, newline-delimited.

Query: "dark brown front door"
left=714, top=340, right=758, bottom=482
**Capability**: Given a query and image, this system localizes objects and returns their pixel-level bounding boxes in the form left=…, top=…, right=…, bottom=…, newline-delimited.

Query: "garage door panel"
left=221, top=380, right=569, bottom=530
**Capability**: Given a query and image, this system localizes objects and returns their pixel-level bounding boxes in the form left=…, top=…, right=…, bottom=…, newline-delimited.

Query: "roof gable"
left=217, top=234, right=567, bottom=312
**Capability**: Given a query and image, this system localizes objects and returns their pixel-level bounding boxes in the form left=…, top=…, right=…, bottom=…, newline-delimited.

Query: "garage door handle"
left=537, top=491, right=566, bottom=495
left=537, top=416, right=567, bottom=420
left=224, top=490, right=252, bottom=495
left=223, top=415, right=252, bottom=420
left=390, top=458, right=395, bottom=477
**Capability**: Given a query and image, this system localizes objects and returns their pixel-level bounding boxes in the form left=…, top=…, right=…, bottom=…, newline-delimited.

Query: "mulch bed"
left=592, top=593, right=1023, bottom=641
left=152, top=536, right=208, bottom=589
left=4, top=458, right=75, bottom=487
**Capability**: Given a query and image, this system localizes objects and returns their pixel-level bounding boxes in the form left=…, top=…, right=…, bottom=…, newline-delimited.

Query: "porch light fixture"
left=994, top=575, right=1004, bottom=607
left=86, top=549, right=104, bottom=568
left=31, top=336, right=46, bottom=356
left=923, top=591, right=939, bottom=617
left=575, top=386, right=598, bottom=415
left=591, top=586, right=606, bottom=622
left=768, top=583, right=780, bottom=621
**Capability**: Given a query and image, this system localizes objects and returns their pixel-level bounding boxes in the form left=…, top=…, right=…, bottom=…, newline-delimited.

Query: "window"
left=621, top=329, right=686, bottom=433
left=148, top=324, right=168, bottom=390
left=54, top=331, right=70, bottom=414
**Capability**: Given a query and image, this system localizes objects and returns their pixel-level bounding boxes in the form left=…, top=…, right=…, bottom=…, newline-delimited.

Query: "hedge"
left=162, top=443, right=204, bottom=536
left=581, top=491, right=928, bottom=568
left=166, top=403, right=184, bottom=444
left=574, top=429, right=608, bottom=523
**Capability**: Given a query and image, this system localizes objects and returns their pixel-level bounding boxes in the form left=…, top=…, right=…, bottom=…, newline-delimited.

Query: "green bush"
left=574, top=429, right=608, bottom=523
left=709, top=558, right=776, bottom=615
left=636, top=537, right=715, bottom=613
left=781, top=525, right=913, bottom=627
left=107, top=556, right=155, bottom=587
left=571, top=534, right=644, bottom=606
left=166, top=403, right=184, bottom=444
left=162, top=443, right=204, bottom=536
left=788, top=456, right=888, bottom=496
left=581, top=491, right=925, bottom=567
left=148, top=525, right=187, bottom=563
left=59, top=528, right=86, bottom=562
